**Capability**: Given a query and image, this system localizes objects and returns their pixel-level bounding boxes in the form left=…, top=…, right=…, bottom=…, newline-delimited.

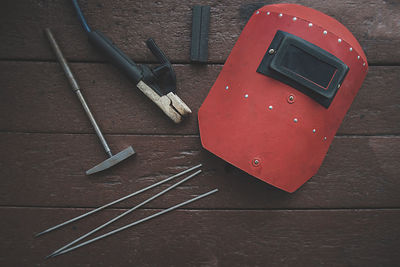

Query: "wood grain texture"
left=0, top=62, right=399, bottom=135
left=0, top=133, right=399, bottom=209
left=0, top=1, right=399, bottom=266
left=1, top=0, right=399, bottom=64
left=1, top=207, right=399, bottom=266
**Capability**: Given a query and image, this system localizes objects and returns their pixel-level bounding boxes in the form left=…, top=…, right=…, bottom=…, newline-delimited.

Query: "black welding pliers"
left=72, top=0, right=191, bottom=123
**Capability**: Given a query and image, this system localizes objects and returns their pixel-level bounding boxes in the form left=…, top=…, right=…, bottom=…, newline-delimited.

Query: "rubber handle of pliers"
left=88, top=30, right=143, bottom=84
left=146, top=38, right=169, bottom=65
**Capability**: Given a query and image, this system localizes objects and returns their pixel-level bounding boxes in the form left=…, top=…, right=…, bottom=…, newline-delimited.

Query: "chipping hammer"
left=45, top=29, right=135, bottom=175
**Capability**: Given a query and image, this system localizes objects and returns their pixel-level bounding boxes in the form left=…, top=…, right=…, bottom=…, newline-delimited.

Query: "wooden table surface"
left=1, top=1, right=399, bottom=266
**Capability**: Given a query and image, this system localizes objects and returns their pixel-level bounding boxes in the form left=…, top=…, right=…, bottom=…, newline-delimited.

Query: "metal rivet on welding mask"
left=293, top=17, right=297, bottom=21
left=256, top=11, right=260, bottom=14
left=357, top=55, right=360, bottom=60
left=268, top=49, right=275, bottom=55
left=252, top=158, right=261, bottom=167
left=323, top=30, right=327, bottom=35
left=287, top=94, right=295, bottom=104
left=349, top=47, right=353, bottom=51
left=225, top=86, right=229, bottom=90
left=267, top=12, right=270, bottom=15
left=308, top=23, right=313, bottom=27
left=279, top=13, right=283, bottom=17
left=338, top=38, right=342, bottom=43
left=313, top=129, right=316, bottom=133
left=294, top=118, right=298, bottom=123
left=324, top=137, right=327, bottom=140
left=268, top=105, right=273, bottom=110
left=245, top=94, right=249, bottom=98
left=363, top=62, right=366, bottom=66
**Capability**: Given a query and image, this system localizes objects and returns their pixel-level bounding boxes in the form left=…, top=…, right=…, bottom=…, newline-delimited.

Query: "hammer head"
left=86, top=146, right=135, bottom=175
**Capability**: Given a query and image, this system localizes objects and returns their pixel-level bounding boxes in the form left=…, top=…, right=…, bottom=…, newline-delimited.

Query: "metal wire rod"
left=35, top=164, right=202, bottom=237
left=50, top=189, right=218, bottom=258
left=47, top=169, right=201, bottom=258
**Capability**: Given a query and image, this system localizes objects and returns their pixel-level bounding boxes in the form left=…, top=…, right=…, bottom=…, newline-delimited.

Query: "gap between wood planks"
left=0, top=58, right=400, bottom=66
left=1, top=206, right=400, bottom=211
left=0, top=131, right=399, bottom=137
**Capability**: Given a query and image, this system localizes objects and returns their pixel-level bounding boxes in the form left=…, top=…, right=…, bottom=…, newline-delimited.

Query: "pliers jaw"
left=138, top=38, right=191, bottom=123
left=137, top=81, right=191, bottom=124
left=166, top=92, right=192, bottom=119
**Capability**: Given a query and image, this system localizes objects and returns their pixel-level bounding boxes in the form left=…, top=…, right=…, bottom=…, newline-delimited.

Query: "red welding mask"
left=198, top=4, right=368, bottom=192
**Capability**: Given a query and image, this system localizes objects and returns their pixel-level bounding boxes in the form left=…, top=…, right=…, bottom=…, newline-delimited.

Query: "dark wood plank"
left=0, top=1, right=398, bottom=266
left=1, top=0, right=399, bottom=64
left=0, top=61, right=214, bottom=135
left=0, top=133, right=399, bottom=209
left=1, top=207, right=399, bottom=266
left=1, top=62, right=399, bottom=135
left=340, top=66, right=400, bottom=135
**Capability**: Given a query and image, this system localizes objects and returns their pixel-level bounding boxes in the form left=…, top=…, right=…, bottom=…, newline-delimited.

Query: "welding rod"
left=47, top=169, right=202, bottom=258
left=35, top=164, right=202, bottom=237
left=50, top=189, right=218, bottom=258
